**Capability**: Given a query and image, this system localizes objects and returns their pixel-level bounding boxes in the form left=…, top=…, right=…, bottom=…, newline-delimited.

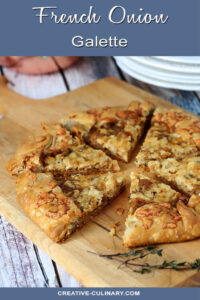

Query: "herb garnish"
left=88, top=246, right=200, bottom=274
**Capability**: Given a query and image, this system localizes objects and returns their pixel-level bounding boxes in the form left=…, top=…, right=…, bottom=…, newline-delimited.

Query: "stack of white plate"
left=114, top=56, right=200, bottom=91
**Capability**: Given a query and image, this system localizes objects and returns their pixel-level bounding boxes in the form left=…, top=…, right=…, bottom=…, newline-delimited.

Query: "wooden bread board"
left=0, top=75, right=199, bottom=287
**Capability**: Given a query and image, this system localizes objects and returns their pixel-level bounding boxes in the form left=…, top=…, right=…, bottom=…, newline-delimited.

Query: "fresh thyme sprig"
left=88, top=245, right=200, bottom=274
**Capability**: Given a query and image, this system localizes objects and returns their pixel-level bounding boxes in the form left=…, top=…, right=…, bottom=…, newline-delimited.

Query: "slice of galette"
left=61, top=101, right=154, bottom=162
left=123, top=172, right=200, bottom=248
left=16, top=170, right=125, bottom=243
left=7, top=122, right=120, bottom=176
left=136, top=107, right=200, bottom=170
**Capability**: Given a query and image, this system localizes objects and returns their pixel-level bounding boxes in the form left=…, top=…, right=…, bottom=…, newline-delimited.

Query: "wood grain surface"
left=0, top=75, right=200, bottom=287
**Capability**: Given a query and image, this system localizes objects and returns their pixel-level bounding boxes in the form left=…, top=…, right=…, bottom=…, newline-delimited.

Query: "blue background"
left=0, top=0, right=199, bottom=55
left=0, top=288, right=200, bottom=300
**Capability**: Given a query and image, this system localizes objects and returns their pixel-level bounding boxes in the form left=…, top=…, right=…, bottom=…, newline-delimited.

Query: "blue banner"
left=0, top=0, right=199, bottom=55
left=0, top=288, right=199, bottom=300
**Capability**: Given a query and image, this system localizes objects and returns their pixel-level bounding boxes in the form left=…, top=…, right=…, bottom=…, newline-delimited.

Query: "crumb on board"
left=109, top=221, right=120, bottom=237
left=116, top=207, right=124, bottom=216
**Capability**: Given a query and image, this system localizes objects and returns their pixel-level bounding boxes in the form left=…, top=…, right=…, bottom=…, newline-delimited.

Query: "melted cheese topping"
left=45, top=145, right=120, bottom=173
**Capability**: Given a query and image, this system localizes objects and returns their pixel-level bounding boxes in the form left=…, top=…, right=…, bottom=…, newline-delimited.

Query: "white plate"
left=128, top=57, right=200, bottom=74
left=155, top=56, right=200, bottom=65
left=119, top=57, right=200, bottom=84
left=115, top=57, right=200, bottom=91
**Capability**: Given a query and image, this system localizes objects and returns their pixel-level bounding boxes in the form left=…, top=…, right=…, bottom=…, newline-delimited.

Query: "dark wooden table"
left=0, top=56, right=200, bottom=287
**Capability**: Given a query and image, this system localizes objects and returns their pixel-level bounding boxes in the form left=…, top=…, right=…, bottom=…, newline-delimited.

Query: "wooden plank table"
left=0, top=56, right=200, bottom=287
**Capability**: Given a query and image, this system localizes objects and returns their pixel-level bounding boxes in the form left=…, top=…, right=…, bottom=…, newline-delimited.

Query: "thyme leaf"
left=88, top=246, right=200, bottom=274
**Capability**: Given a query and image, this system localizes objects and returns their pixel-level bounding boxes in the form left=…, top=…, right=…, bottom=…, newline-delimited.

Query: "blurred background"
left=0, top=56, right=200, bottom=94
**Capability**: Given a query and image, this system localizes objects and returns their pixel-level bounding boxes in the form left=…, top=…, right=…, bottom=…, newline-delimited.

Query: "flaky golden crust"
left=124, top=172, right=200, bottom=248
left=136, top=107, right=200, bottom=196
left=6, top=122, right=82, bottom=176
left=88, top=102, right=154, bottom=162
left=7, top=104, right=130, bottom=243
left=62, top=172, right=125, bottom=213
left=124, top=201, right=200, bottom=248
left=44, top=145, right=120, bottom=175
left=61, top=111, right=96, bottom=137
left=7, top=123, right=120, bottom=176
left=146, top=156, right=200, bottom=196
left=136, top=108, right=200, bottom=167
left=129, top=172, right=186, bottom=211
left=60, top=101, right=154, bottom=162
left=16, top=171, right=82, bottom=242
left=16, top=171, right=125, bottom=242
left=8, top=101, right=200, bottom=246
left=153, top=107, right=200, bottom=149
